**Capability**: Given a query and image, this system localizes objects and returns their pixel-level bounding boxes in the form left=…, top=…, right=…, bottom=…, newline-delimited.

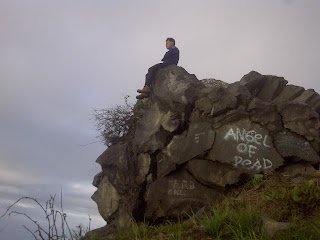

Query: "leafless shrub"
left=0, top=191, right=91, bottom=240
left=91, top=95, right=134, bottom=146
left=72, top=220, right=91, bottom=240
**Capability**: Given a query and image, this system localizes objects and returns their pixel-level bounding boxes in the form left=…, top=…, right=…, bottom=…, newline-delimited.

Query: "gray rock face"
left=91, top=176, right=120, bottom=222
left=281, top=163, right=316, bottom=178
left=257, top=75, right=288, bottom=102
left=157, top=122, right=215, bottom=178
left=279, top=102, right=319, bottom=140
left=248, top=98, right=282, bottom=131
left=200, top=78, right=229, bottom=89
left=195, top=97, right=213, bottom=115
left=95, top=143, right=137, bottom=193
left=208, top=87, right=238, bottom=116
left=239, top=71, right=266, bottom=97
left=274, top=131, right=320, bottom=163
left=136, top=153, right=151, bottom=184
left=273, top=84, right=305, bottom=102
left=145, top=168, right=221, bottom=218
left=260, top=216, right=292, bottom=237
left=186, top=159, right=242, bottom=187
left=133, top=103, right=169, bottom=153
left=90, top=65, right=320, bottom=231
left=209, top=119, right=284, bottom=174
left=152, top=65, right=205, bottom=112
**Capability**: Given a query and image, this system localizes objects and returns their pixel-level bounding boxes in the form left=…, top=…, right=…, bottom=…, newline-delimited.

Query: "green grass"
left=244, top=175, right=265, bottom=190
left=273, top=218, right=320, bottom=240
left=94, top=218, right=191, bottom=240
left=199, top=201, right=268, bottom=239
left=260, top=179, right=320, bottom=220
left=85, top=174, right=320, bottom=240
left=130, top=220, right=148, bottom=239
left=149, top=219, right=190, bottom=240
left=86, top=207, right=320, bottom=240
left=226, top=205, right=266, bottom=240
left=202, top=205, right=229, bottom=237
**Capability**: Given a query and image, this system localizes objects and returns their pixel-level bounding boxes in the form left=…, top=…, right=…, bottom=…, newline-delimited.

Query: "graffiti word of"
left=168, top=179, right=195, bottom=196
left=194, top=132, right=206, bottom=143
left=234, top=156, right=272, bottom=171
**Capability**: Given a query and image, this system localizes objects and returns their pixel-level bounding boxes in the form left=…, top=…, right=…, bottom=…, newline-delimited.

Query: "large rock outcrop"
left=90, top=65, right=320, bottom=233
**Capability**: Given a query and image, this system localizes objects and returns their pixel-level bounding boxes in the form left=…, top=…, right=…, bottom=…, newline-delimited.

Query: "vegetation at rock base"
left=84, top=171, right=320, bottom=240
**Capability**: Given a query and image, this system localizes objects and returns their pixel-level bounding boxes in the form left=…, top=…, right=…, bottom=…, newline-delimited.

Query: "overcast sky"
left=0, top=1, right=319, bottom=239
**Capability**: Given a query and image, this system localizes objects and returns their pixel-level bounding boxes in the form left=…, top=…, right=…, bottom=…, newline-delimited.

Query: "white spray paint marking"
left=224, top=127, right=273, bottom=171
left=168, top=179, right=196, bottom=196
left=224, top=127, right=270, bottom=147
left=233, top=156, right=272, bottom=170
left=194, top=132, right=206, bottom=143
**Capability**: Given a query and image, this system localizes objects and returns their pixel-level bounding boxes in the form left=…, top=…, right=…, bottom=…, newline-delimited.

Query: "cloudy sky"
left=0, top=0, right=319, bottom=239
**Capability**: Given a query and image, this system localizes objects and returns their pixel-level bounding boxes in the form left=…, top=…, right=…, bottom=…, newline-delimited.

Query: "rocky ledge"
left=89, top=65, right=320, bottom=235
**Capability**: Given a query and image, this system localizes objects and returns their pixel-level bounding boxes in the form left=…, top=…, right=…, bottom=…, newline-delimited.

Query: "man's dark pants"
left=145, top=63, right=164, bottom=86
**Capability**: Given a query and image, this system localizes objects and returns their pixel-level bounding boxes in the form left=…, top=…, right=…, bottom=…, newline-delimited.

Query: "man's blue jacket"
left=161, top=46, right=179, bottom=67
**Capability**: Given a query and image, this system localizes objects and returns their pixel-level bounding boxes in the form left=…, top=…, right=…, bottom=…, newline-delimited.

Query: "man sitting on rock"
left=136, top=38, right=180, bottom=99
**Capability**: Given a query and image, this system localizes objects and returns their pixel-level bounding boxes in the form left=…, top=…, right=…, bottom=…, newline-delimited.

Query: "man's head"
left=166, top=38, right=175, bottom=49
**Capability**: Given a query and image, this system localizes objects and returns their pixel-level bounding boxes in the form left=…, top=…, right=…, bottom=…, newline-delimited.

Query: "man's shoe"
left=137, top=85, right=151, bottom=93
left=136, top=92, right=150, bottom=100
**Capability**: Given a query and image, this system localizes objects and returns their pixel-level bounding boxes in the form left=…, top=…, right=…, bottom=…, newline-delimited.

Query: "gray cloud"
left=0, top=1, right=319, bottom=239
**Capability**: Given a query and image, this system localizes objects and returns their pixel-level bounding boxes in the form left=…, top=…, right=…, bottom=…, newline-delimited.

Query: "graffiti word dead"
left=234, top=156, right=272, bottom=171
left=168, top=179, right=195, bottom=196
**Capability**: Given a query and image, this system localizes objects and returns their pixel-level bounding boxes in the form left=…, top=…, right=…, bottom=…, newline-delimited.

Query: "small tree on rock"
left=91, top=95, right=134, bottom=147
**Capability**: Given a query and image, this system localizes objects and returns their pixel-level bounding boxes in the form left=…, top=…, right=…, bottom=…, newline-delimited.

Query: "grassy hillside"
left=85, top=170, right=320, bottom=240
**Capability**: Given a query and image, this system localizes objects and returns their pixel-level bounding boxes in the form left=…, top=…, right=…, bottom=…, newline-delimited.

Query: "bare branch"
left=1, top=179, right=91, bottom=239
left=53, top=208, right=58, bottom=238
left=60, top=187, right=64, bottom=213
left=22, top=225, right=39, bottom=240
left=77, top=140, right=101, bottom=147
left=1, top=196, right=46, bottom=219
left=0, top=223, right=8, bottom=232
left=35, top=226, right=45, bottom=240
left=9, top=211, right=49, bottom=237
left=63, top=213, right=73, bottom=240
